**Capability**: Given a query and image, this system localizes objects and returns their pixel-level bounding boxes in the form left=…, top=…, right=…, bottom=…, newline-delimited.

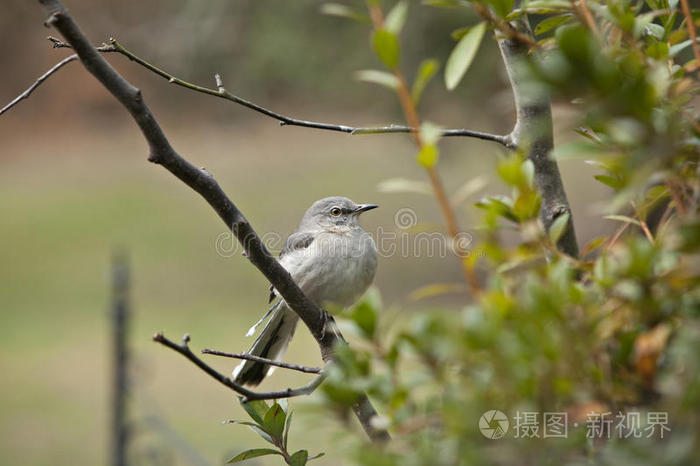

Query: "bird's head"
left=301, top=196, right=378, bottom=230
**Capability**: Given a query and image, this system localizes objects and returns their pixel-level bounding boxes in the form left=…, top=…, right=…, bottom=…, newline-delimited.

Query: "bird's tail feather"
left=233, top=303, right=299, bottom=386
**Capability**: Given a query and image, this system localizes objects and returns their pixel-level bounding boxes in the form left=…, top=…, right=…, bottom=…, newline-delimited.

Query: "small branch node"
left=214, top=73, right=226, bottom=94
left=44, top=12, right=59, bottom=28
left=168, top=77, right=175, bottom=83
left=182, top=333, right=191, bottom=346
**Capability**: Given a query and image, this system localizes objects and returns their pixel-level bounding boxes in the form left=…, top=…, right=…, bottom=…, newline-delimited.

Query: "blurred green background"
left=1, top=1, right=611, bottom=464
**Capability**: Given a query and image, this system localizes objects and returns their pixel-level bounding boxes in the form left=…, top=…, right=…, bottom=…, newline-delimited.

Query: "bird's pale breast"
left=280, top=227, right=377, bottom=309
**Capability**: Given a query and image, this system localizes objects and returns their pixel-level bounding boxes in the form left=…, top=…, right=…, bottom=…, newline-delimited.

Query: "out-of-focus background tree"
left=0, top=1, right=640, bottom=465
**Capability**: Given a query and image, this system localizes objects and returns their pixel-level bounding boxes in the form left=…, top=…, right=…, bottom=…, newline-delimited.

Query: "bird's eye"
left=330, top=207, right=342, bottom=216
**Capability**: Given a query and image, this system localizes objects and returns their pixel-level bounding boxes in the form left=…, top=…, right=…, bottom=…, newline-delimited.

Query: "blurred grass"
left=0, top=115, right=498, bottom=464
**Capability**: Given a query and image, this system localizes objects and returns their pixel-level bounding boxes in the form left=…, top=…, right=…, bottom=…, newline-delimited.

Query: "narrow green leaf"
left=385, top=1, right=409, bottom=34
left=534, top=14, right=573, bottom=35
left=422, top=0, right=469, bottom=7
left=249, top=426, right=275, bottom=445
left=416, top=144, right=439, bottom=168
left=320, top=3, right=370, bottom=23
left=604, top=215, right=642, bottom=226
left=594, top=174, right=622, bottom=189
left=445, top=22, right=487, bottom=90
left=263, top=403, right=286, bottom=441
left=223, top=420, right=260, bottom=428
left=355, top=70, right=400, bottom=90
left=581, top=235, right=607, bottom=256
left=373, top=29, right=400, bottom=69
left=227, top=448, right=282, bottom=463
left=411, top=59, right=439, bottom=105
left=239, top=399, right=268, bottom=425
left=377, top=178, right=433, bottom=195
left=308, top=452, right=326, bottom=461
left=283, top=410, right=294, bottom=450
left=669, top=39, right=696, bottom=57
left=290, top=450, right=309, bottom=466
left=549, top=212, right=570, bottom=244
left=451, top=26, right=472, bottom=40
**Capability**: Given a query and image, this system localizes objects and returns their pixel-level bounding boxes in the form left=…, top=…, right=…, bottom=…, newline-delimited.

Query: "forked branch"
left=154, top=333, right=325, bottom=403
left=2, top=35, right=509, bottom=147
left=35, top=0, right=389, bottom=443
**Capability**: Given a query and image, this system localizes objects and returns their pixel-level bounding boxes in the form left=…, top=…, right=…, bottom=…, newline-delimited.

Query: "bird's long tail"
left=233, top=302, right=299, bottom=386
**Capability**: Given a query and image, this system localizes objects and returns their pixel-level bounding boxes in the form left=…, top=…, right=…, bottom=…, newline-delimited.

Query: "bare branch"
left=201, top=348, right=323, bottom=374
left=153, top=333, right=324, bottom=402
left=107, top=37, right=508, bottom=145
left=1, top=54, right=77, bottom=116
left=36, top=0, right=389, bottom=443
left=8, top=35, right=507, bottom=147
left=0, top=39, right=115, bottom=116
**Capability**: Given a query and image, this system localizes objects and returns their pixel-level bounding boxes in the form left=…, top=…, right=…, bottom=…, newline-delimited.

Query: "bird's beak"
left=355, top=203, right=379, bottom=213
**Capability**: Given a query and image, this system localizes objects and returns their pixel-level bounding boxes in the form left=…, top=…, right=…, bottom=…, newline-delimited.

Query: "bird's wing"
left=268, top=231, right=315, bottom=303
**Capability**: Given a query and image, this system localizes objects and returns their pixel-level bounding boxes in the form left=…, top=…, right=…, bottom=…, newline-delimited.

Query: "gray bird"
left=233, top=197, right=379, bottom=386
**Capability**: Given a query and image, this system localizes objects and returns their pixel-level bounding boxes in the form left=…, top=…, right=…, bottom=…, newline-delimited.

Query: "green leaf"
left=422, top=0, right=470, bottom=7
left=474, top=196, right=518, bottom=222
left=645, top=40, right=669, bottom=59
left=604, top=215, right=641, bottom=226
left=444, top=22, right=486, bottom=90
left=411, top=59, right=439, bottom=105
left=263, top=403, right=286, bottom=441
left=320, top=3, right=370, bottom=23
left=355, top=70, right=400, bottom=90
left=227, top=449, right=282, bottom=463
left=594, top=174, right=622, bottom=189
left=350, top=299, right=377, bottom=339
left=373, top=29, right=400, bottom=68
left=485, top=0, right=515, bottom=17
left=549, top=212, right=570, bottom=244
left=308, top=453, right=326, bottom=461
left=669, top=39, right=697, bottom=57
left=249, top=426, right=275, bottom=445
left=416, top=144, right=439, bottom=168
left=534, top=14, right=573, bottom=35
left=377, top=178, right=433, bottom=195
left=283, top=410, right=294, bottom=450
left=239, top=399, right=268, bottom=425
left=581, top=235, right=607, bottom=256
left=385, top=1, right=409, bottom=34
left=289, top=450, right=309, bottom=466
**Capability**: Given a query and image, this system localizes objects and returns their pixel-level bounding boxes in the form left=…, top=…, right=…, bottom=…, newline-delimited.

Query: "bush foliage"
left=229, top=1, right=699, bottom=464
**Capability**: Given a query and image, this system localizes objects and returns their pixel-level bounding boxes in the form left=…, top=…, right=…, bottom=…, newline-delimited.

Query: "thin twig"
left=0, top=39, right=114, bottom=116
left=201, top=348, right=323, bottom=374
left=154, top=333, right=325, bottom=402
left=680, top=0, right=700, bottom=74
left=367, top=2, right=482, bottom=296
left=1, top=36, right=508, bottom=147
left=1, top=55, right=78, bottom=116
left=570, top=0, right=600, bottom=37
